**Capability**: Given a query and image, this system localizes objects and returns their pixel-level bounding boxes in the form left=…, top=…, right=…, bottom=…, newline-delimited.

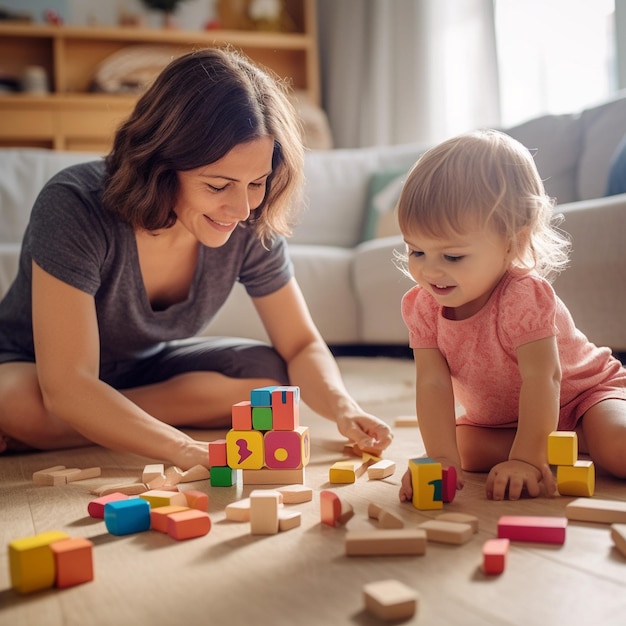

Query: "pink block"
left=482, top=538, right=509, bottom=575
left=497, top=515, right=567, bottom=545
left=231, top=401, right=252, bottom=430
left=208, top=439, right=227, bottom=468
left=264, top=430, right=303, bottom=469
left=271, top=386, right=300, bottom=430
left=167, top=509, right=211, bottom=540
left=87, top=492, right=129, bottom=519
left=442, top=466, right=456, bottom=503
left=320, top=490, right=341, bottom=527
left=183, top=489, right=209, bottom=512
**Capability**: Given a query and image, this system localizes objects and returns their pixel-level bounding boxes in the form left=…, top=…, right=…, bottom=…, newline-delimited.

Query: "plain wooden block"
left=482, top=538, right=510, bottom=575
left=231, top=401, right=252, bottom=430
left=91, top=482, right=148, bottom=497
left=409, top=457, right=443, bottom=510
left=363, top=579, right=418, bottom=621
left=9, top=530, right=69, bottom=594
left=208, top=439, right=228, bottom=467
left=367, top=459, right=396, bottom=480
left=497, top=515, right=567, bottom=545
left=346, top=529, right=427, bottom=556
left=225, top=498, right=251, bottom=522
left=87, top=492, right=129, bottom=519
left=32, top=465, right=66, bottom=485
left=182, top=489, right=209, bottom=512
left=49, top=537, right=94, bottom=588
left=436, top=512, right=479, bottom=533
left=36, top=467, right=83, bottom=486
left=142, top=464, right=165, bottom=484
left=242, top=467, right=304, bottom=485
left=167, top=509, right=211, bottom=540
left=278, top=509, right=302, bottom=532
left=394, top=416, right=419, bottom=427
left=250, top=489, right=281, bottom=535
left=367, top=502, right=403, bottom=529
left=566, top=498, right=626, bottom=524
left=276, top=484, right=313, bottom=504
left=320, top=490, right=353, bottom=527
left=104, top=499, right=151, bottom=535
left=547, top=431, right=578, bottom=466
left=226, top=429, right=264, bottom=470
left=610, top=524, right=626, bottom=557
left=179, top=465, right=210, bottom=483
left=329, top=460, right=359, bottom=484
left=419, top=519, right=473, bottom=545
left=557, top=460, right=595, bottom=497
left=150, top=505, right=190, bottom=533
left=139, top=489, right=187, bottom=508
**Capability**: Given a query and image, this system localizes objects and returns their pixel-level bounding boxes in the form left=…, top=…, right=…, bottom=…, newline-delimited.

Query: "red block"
left=482, top=538, right=509, bottom=575
left=497, top=515, right=567, bottom=545
left=208, top=439, right=227, bottom=468
left=87, top=492, right=129, bottom=519
left=442, top=466, right=456, bottom=503
left=167, top=509, right=211, bottom=540
left=271, top=386, right=300, bottom=430
left=231, top=401, right=252, bottom=430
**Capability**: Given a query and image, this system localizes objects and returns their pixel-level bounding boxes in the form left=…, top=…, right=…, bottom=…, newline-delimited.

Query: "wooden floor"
left=1, top=357, right=626, bottom=626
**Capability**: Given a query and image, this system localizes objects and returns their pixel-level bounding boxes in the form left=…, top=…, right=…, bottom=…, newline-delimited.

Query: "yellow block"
left=409, top=458, right=443, bottom=510
left=548, top=431, right=578, bottom=466
left=329, top=460, right=359, bottom=484
left=9, top=530, right=69, bottom=594
left=557, top=460, right=595, bottom=497
left=226, top=430, right=264, bottom=469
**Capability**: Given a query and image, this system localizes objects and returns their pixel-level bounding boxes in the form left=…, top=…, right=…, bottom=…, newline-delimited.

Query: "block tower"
left=548, top=430, right=594, bottom=497
left=209, top=385, right=310, bottom=487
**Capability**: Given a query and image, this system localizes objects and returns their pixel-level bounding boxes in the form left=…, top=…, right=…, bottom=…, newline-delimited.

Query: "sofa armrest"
left=553, top=193, right=626, bottom=351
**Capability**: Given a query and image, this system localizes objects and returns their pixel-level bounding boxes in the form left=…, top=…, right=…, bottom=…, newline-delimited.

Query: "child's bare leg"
left=577, top=399, right=626, bottom=478
left=456, top=424, right=516, bottom=472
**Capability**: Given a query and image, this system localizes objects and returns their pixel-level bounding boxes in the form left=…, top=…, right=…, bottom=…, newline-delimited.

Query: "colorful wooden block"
left=208, top=439, right=228, bottom=467
left=250, top=489, right=281, bottom=535
left=264, top=426, right=310, bottom=470
left=278, top=510, right=302, bottom=532
left=242, top=467, right=304, bottom=485
left=49, top=537, right=94, bottom=588
left=557, top=460, right=595, bottom=497
left=408, top=457, right=443, bottom=510
left=367, top=459, right=396, bottom=480
left=225, top=498, right=251, bottom=522
left=320, top=490, right=354, bottom=527
left=150, top=505, right=189, bottom=533
left=271, top=385, right=300, bottom=430
left=252, top=406, right=273, bottom=431
left=139, top=489, right=187, bottom=508
left=87, top=492, right=129, bottom=519
left=231, top=401, right=252, bottom=430
left=276, top=484, right=313, bottom=504
left=210, top=466, right=239, bottom=487
left=566, top=498, right=626, bottom=524
left=329, top=460, right=360, bottom=484
left=442, top=466, right=457, bottom=503
left=436, top=512, right=479, bottom=534
left=363, top=579, right=419, bottom=621
left=104, top=498, right=151, bottom=535
left=418, top=520, right=473, bottom=545
left=167, top=509, right=211, bottom=540
left=226, top=429, right=264, bottom=469
left=9, top=530, right=69, bottom=594
left=482, top=538, right=510, bottom=575
left=250, top=385, right=277, bottom=407
left=547, top=431, right=578, bottom=466
left=610, top=523, right=626, bottom=557
left=182, top=489, right=209, bottom=512
left=346, top=529, right=427, bottom=556
left=497, top=515, right=567, bottom=545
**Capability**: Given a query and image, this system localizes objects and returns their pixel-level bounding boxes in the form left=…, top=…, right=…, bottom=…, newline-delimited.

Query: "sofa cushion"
left=361, top=167, right=406, bottom=241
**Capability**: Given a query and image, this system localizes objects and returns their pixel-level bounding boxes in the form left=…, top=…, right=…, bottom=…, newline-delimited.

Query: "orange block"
left=150, top=505, right=189, bottom=533
left=320, top=490, right=353, bottom=527
left=87, top=492, right=129, bottom=519
left=49, top=537, right=94, bottom=588
left=208, top=439, right=228, bottom=467
left=167, top=509, right=211, bottom=540
left=183, top=489, right=209, bottom=512
left=482, top=538, right=510, bottom=575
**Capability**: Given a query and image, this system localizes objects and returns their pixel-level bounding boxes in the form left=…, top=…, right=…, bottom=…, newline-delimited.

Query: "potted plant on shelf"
left=140, top=0, right=189, bottom=28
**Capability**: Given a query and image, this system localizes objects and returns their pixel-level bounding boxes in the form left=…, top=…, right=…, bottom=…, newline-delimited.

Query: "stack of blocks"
left=548, top=431, right=595, bottom=497
left=408, top=457, right=456, bottom=510
left=208, top=385, right=310, bottom=487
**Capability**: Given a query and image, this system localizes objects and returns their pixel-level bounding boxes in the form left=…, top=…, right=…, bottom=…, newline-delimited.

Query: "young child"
left=397, top=129, right=626, bottom=501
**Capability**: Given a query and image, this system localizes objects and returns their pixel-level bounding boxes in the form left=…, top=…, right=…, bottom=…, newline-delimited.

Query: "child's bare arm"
left=399, top=348, right=464, bottom=502
left=486, top=336, right=560, bottom=500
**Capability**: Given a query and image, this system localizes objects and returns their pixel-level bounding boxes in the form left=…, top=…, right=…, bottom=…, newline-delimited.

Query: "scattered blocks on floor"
left=418, top=519, right=473, bottom=545
left=182, top=489, right=209, bottom=512
left=104, top=498, right=151, bottom=536
left=139, top=489, right=187, bottom=509
left=436, top=512, right=479, bottom=534
left=250, top=489, right=281, bottom=535
left=150, top=505, right=190, bottom=533
left=346, top=529, right=427, bottom=556
left=87, top=492, right=129, bottom=519
left=368, top=502, right=404, bottom=529
left=142, top=463, right=165, bottom=485
left=497, top=515, right=567, bottom=545
left=557, top=460, right=595, bottom=497
left=278, top=509, right=302, bottom=532
left=167, top=509, right=211, bottom=540
left=367, top=459, right=396, bottom=480
left=610, top=523, right=626, bottom=557
left=482, top=538, right=510, bottom=575
left=408, top=457, right=443, bottom=510
left=91, top=482, right=148, bottom=497
left=320, top=490, right=354, bottom=527
left=225, top=498, right=251, bottom=522
left=276, top=484, right=313, bottom=504
left=363, top=579, right=419, bottom=622
left=32, top=466, right=101, bottom=486
left=49, top=537, right=94, bottom=588
left=329, top=460, right=360, bottom=484
left=566, top=498, right=626, bottom=524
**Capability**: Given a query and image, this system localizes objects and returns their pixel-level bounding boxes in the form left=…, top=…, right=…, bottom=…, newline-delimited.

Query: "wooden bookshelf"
left=0, top=0, right=319, bottom=152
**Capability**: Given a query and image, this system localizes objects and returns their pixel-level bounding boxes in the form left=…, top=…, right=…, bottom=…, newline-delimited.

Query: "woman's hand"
left=399, top=458, right=464, bottom=503
left=335, top=412, right=393, bottom=457
left=486, top=459, right=556, bottom=500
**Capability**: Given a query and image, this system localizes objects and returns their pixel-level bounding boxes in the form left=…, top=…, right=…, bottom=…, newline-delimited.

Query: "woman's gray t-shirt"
left=0, top=160, right=293, bottom=367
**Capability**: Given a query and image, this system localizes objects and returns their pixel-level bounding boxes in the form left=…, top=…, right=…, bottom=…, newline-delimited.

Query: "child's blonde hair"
left=397, top=129, right=570, bottom=281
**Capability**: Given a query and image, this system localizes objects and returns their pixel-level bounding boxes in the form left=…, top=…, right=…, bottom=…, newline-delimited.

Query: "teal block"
left=210, top=466, right=239, bottom=487
left=250, top=386, right=277, bottom=407
left=252, top=406, right=273, bottom=430
left=104, top=499, right=151, bottom=535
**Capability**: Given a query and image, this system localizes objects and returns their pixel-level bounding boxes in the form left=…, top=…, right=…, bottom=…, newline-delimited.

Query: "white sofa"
left=1, top=93, right=626, bottom=354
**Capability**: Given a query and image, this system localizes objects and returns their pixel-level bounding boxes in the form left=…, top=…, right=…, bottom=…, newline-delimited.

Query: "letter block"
left=548, top=431, right=578, bottom=466
left=264, top=426, right=310, bottom=469
left=271, top=386, right=300, bottom=430
left=409, top=457, right=443, bottom=510
left=226, top=429, right=264, bottom=469
left=557, top=460, right=595, bottom=497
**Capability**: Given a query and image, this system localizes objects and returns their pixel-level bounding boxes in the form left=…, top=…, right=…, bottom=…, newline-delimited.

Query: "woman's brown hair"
left=103, top=47, right=304, bottom=244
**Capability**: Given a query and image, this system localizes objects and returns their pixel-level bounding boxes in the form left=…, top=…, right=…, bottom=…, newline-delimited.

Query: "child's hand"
left=398, top=459, right=465, bottom=503
left=486, top=459, right=556, bottom=501
left=336, top=412, right=393, bottom=457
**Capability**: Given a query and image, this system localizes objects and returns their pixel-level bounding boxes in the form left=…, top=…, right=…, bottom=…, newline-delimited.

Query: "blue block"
left=250, top=385, right=277, bottom=407
left=104, top=498, right=151, bottom=535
